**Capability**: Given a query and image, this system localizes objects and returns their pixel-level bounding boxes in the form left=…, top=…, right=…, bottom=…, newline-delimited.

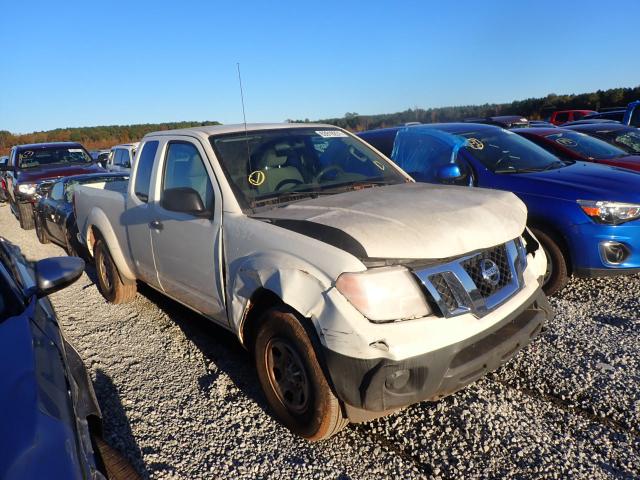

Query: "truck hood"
left=499, top=161, right=640, bottom=203
left=17, top=163, right=104, bottom=183
left=252, top=183, right=527, bottom=260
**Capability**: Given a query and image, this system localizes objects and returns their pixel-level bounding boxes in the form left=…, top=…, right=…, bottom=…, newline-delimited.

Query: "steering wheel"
left=315, top=165, right=345, bottom=182
left=275, top=178, right=304, bottom=191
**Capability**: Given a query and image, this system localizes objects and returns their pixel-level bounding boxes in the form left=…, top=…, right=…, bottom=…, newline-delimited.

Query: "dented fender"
left=228, top=251, right=334, bottom=342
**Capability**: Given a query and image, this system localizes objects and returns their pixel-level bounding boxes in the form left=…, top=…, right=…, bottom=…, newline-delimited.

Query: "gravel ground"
left=2, top=203, right=639, bottom=479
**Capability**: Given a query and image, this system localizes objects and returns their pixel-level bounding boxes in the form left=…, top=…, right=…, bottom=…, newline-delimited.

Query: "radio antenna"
left=237, top=62, right=253, bottom=176
left=237, top=62, right=248, bottom=133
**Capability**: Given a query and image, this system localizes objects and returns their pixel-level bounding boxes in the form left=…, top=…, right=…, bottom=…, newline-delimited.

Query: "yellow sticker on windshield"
left=467, top=138, right=484, bottom=150
left=556, top=137, right=577, bottom=147
left=248, top=170, right=266, bottom=186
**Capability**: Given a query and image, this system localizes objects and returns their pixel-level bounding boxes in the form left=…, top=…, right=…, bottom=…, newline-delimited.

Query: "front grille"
left=461, top=244, right=512, bottom=297
left=413, top=239, right=525, bottom=319
left=429, top=274, right=458, bottom=311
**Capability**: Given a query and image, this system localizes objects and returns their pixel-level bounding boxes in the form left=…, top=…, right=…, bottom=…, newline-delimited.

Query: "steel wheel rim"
left=98, top=248, right=113, bottom=292
left=265, top=338, right=310, bottom=414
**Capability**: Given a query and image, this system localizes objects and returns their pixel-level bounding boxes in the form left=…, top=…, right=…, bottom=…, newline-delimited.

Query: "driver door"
left=149, top=138, right=226, bottom=323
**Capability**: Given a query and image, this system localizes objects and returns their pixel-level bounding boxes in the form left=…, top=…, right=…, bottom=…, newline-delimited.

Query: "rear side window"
left=555, top=112, right=569, bottom=123
left=134, top=141, right=159, bottom=202
left=630, top=107, right=640, bottom=127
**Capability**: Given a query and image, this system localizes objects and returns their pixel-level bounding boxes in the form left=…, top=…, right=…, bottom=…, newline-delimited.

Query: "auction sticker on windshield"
left=556, top=137, right=578, bottom=147
left=316, top=130, right=348, bottom=138
left=468, top=138, right=485, bottom=150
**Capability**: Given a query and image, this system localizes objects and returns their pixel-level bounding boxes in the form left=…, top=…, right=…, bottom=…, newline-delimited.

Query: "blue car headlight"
left=577, top=200, right=640, bottom=225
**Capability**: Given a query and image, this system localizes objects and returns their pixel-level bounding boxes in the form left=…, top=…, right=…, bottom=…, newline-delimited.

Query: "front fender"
left=85, top=207, right=136, bottom=282
left=228, top=251, right=334, bottom=341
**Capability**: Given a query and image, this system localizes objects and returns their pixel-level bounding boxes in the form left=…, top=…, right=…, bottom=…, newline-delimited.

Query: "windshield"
left=454, top=128, right=564, bottom=173
left=611, top=130, right=640, bottom=154
left=545, top=131, right=627, bottom=160
left=210, top=128, right=407, bottom=208
left=18, top=146, right=93, bottom=169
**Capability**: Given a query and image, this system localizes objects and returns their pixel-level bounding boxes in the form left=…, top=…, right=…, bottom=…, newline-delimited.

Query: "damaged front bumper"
left=322, top=287, right=552, bottom=416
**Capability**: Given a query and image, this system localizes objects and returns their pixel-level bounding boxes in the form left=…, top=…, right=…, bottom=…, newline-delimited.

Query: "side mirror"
left=161, top=187, right=209, bottom=216
left=34, top=256, right=84, bottom=298
left=436, top=164, right=464, bottom=182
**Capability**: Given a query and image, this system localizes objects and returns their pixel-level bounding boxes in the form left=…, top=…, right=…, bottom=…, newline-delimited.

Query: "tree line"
left=2, top=85, right=638, bottom=156
left=0, top=121, right=221, bottom=155
left=289, top=85, right=640, bottom=131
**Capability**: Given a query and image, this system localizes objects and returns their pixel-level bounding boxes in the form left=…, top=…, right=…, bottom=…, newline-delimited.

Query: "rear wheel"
left=254, top=307, right=348, bottom=441
left=34, top=214, right=50, bottom=244
left=17, top=202, right=35, bottom=230
left=531, top=228, right=568, bottom=296
left=94, top=238, right=137, bottom=303
left=94, top=436, right=140, bottom=480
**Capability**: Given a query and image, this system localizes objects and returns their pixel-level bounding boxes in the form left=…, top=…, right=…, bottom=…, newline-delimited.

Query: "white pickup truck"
left=74, top=123, right=552, bottom=440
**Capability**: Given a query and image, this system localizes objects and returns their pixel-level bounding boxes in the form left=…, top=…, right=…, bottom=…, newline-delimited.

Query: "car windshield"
left=454, top=128, right=565, bottom=173
left=18, top=146, right=93, bottom=169
left=210, top=128, right=407, bottom=208
left=545, top=131, right=627, bottom=160
left=611, top=130, right=640, bottom=154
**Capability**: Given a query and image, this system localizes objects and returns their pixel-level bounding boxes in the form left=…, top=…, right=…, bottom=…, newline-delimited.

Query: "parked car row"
left=1, top=112, right=638, bottom=446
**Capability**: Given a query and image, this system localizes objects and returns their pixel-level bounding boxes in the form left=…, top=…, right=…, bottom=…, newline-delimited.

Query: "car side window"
left=630, top=107, right=640, bottom=128
left=114, top=149, right=123, bottom=166
left=134, top=141, right=159, bottom=202
left=51, top=181, right=64, bottom=201
left=555, top=112, right=569, bottom=123
left=162, top=142, right=214, bottom=212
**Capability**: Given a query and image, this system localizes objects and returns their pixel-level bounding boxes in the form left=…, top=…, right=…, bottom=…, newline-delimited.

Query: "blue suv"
left=359, top=124, right=640, bottom=294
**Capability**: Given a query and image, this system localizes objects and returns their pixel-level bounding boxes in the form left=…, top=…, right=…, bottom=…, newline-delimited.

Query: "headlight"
left=577, top=200, right=640, bottom=225
left=17, top=183, right=37, bottom=195
left=335, top=266, right=431, bottom=322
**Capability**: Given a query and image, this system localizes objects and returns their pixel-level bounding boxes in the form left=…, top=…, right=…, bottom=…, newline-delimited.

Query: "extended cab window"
left=134, top=141, right=159, bottom=202
left=555, top=112, right=569, bottom=123
left=162, top=142, right=214, bottom=211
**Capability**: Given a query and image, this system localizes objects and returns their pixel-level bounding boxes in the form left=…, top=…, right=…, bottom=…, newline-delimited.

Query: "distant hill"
left=289, top=85, right=640, bottom=131
left=0, top=121, right=221, bottom=155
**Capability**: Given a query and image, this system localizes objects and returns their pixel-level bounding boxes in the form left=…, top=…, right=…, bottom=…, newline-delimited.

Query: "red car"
left=548, top=110, right=597, bottom=125
left=514, top=127, right=640, bottom=172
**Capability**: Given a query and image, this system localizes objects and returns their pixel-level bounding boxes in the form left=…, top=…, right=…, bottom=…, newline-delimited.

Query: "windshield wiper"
left=251, top=189, right=331, bottom=207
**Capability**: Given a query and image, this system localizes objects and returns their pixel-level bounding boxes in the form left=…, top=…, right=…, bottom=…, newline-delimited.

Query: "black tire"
left=531, top=228, right=568, bottom=296
left=94, top=238, right=137, bottom=304
left=34, top=214, right=50, bottom=244
left=94, top=436, right=140, bottom=480
left=17, top=202, right=35, bottom=230
left=254, top=307, right=348, bottom=441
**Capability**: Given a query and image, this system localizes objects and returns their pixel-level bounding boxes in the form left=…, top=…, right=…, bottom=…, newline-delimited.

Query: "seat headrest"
left=262, top=148, right=288, bottom=168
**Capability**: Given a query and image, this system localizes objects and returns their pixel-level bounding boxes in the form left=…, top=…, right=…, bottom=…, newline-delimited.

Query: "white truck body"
left=74, top=123, right=551, bottom=437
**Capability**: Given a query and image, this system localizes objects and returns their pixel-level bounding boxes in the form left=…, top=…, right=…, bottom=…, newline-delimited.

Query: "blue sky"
left=1, top=0, right=639, bottom=133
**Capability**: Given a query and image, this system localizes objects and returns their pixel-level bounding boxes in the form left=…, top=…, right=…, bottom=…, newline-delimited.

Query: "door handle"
left=149, top=220, right=163, bottom=230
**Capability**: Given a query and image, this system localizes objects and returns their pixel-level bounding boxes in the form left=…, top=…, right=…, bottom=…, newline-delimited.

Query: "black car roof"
left=15, top=142, right=85, bottom=151
left=58, top=172, right=128, bottom=184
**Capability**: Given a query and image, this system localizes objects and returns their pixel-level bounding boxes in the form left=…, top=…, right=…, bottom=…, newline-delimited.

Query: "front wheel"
left=531, top=228, right=568, bottom=296
left=17, top=202, right=35, bottom=230
left=254, top=307, right=348, bottom=441
left=34, top=214, right=50, bottom=244
left=94, top=238, right=137, bottom=303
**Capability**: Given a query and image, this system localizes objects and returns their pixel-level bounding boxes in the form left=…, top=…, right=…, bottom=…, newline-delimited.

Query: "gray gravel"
left=2, top=203, right=639, bottom=479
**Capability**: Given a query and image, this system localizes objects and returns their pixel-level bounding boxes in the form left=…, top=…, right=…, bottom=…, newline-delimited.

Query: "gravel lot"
left=2, top=203, right=639, bottom=479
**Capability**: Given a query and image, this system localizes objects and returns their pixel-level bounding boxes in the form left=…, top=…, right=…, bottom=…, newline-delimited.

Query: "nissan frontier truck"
left=74, top=123, right=552, bottom=440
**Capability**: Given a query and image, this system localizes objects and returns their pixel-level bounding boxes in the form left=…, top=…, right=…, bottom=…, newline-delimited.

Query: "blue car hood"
left=498, top=162, right=640, bottom=203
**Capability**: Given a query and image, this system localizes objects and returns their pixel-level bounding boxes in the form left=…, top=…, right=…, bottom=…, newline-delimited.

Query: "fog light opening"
left=599, top=241, right=630, bottom=265
left=385, top=369, right=410, bottom=391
